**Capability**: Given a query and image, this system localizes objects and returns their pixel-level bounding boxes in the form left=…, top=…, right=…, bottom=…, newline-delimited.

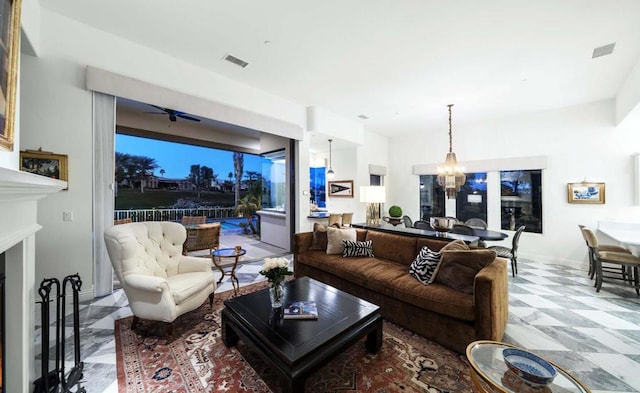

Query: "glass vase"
left=269, top=282, right=285, bottom=308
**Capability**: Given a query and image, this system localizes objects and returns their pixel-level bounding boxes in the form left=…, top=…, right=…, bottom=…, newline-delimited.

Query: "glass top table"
left=211, top=247, right=247, bottom=295
left=466, top=341, right=590, bottom=393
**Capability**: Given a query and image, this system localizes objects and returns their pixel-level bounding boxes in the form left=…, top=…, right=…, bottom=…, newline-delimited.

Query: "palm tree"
left=235, top=194, right=259, bottom=234
left=233, top=152, right=244, bottom=206
left=159, top=169, right=165, bottom=177
left=131, top=155, right=158, bottom=193
left=115, top=152, right=132, bottom=196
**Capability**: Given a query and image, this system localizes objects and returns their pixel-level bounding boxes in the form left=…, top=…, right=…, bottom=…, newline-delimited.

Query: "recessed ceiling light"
left=592, top=43, right=615, bottom=59
left=264, top=40, right=271, bottom=45
left=357, top=114, right=369, bottom=120
left=223, top=53, right=249, bottom=68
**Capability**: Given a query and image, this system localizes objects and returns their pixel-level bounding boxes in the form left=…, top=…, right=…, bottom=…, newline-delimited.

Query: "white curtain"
left=92, top=92, right=116, bottom=297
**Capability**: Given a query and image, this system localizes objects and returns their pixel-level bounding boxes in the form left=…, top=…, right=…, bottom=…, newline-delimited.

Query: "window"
left=456, top=172, right=487, bottom=224
left=309, top=166, right=326, bottom=208
left=500, top=170, right=542, bottom=233
left=261, top=149, right=286, bottom=210
left=419, top=175, right=445, bottom=221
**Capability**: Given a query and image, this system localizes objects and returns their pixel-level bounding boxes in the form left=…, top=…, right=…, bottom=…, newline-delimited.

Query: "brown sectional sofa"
left=293, top=228, right=509, bottom=354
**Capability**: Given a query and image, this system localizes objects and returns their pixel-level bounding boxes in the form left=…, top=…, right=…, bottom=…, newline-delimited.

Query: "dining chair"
left=413, top=220, right=431, bottom=230
left=328, top=213, right=342, bottom=227
left=464, top=218, right=488, bottom=229
left=341, top=212, right=354, bottom=227
left=402, top=215, right=413, bottom=228
left=451, top=224, right=476, bottom=236
left=488, top=225, right=525, bottom=277
left=582, top=227, right=640, bottom=295
left=578, top=225, right=631, bottom=280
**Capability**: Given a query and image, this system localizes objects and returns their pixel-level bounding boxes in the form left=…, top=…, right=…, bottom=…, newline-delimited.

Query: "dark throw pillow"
left=342, top=239, right=374, bottom=257
left=434, top=249, right=497, bottom=294
left=309, top=222, right=328, bottom=251
left=409, top=246, right=442, bottom=285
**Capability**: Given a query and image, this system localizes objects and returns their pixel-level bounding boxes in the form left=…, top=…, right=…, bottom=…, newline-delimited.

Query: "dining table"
left=472, top=228, right=509, bottom=242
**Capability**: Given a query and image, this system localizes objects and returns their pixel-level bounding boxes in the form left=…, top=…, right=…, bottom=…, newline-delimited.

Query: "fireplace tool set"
left=33, top=274, right=85, bottom=393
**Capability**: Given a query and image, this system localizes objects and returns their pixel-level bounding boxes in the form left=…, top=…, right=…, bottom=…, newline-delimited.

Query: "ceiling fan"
left=146, top=104, right=201, bottom=122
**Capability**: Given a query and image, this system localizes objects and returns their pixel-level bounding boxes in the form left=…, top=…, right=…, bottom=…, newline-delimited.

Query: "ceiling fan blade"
left=176, top=113, right=201, bottom=122
left=148, top=104, right=169, bottom=113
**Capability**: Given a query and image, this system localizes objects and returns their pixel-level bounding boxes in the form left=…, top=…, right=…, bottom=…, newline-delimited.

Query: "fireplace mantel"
left=0, top=166, right=66, bottom=393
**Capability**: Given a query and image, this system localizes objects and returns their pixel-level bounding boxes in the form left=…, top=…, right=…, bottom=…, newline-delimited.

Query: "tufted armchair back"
left=107, top=221, right=186, bottom=282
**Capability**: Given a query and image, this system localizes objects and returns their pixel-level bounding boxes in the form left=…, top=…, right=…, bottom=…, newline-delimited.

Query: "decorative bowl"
left=503, top=348, right=557, bottom=387
left=429, top=217, right=456, bottom=233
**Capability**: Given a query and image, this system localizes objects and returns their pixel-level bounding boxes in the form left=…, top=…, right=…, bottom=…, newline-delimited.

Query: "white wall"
left=19, top=8, right=305, bottom=296
left=388, top=99, right=640, bottom=268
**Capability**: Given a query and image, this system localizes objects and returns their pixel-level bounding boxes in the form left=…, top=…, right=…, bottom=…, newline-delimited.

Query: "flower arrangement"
left=260, top=257, right=293, bottom=284
left=260, top=257, right=292, bottom=308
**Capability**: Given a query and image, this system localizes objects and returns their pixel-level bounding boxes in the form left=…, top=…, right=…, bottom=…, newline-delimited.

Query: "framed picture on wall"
left=567, top=182, right=605, bottom=204
left=20, top=149, right=69, bottom=187
left=0, top=0, right=23, bottom=151
left=328, top=180, right=354, bottom=197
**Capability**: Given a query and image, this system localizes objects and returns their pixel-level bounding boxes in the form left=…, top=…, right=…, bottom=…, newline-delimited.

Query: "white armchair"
left=104, top=221, right=216, bottom=334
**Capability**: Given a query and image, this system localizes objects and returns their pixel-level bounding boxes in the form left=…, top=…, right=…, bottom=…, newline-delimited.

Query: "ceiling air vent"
left=592, top=43, right=615, bottom=59
left=223, top=53, right=249, bottom=68
left=357, top=114, right=369, bottom=120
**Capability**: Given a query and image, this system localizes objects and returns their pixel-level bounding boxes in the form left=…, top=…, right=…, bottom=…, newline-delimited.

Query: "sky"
left=116, top=134, right=262, bottom=180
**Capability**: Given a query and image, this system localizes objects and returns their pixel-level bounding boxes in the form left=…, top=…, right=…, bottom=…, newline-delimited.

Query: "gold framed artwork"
left=20, top=149, right=69, bottom=185
left=0, top=0, right=22, bottom=151
left=328, top=180, right=354, bottom=197
left=567, top=182, right=605, bottom=204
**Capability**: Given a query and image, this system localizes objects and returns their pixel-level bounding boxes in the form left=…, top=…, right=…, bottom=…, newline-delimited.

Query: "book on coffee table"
left=283, top=301, right=318, bottom=320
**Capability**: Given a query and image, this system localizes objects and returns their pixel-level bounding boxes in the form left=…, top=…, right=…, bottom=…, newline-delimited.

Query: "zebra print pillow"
left=409, top=246, right=442, bottom=285
left=342, top=240, right=374, bottom=257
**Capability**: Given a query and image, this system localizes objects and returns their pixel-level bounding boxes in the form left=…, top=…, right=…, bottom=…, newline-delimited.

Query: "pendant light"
left=326, top=139, right=335, bottom=179
left=436, top=104, right=466, bottom=199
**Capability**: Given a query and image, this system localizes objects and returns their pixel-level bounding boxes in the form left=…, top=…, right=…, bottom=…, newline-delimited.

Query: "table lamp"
left=360, top=186, right=386, bottom=226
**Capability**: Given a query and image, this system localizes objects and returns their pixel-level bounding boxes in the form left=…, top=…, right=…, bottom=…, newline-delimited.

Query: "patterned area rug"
left=115, top=282, right=473, bottom=392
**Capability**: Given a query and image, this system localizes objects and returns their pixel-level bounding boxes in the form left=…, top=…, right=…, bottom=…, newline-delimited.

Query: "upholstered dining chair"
left=582, top=227, right=639, bottom=295
left=104, top=221, right=217, bottom=334
left=181, top=215, right=207, bottom=226
left=413, top=220, right=431, bottom=230
left=465, top=218, right=488, bottom=229
left=578, top=225, right=631, bottom=280
left=328, top=213, right=342, bottom=227
left=402, top=215, right=413, bottom=228
left=488, top=225, right=525, bottom=277
left=451, top=224, right=476, bottom=236
left=341, top=212, right=354, bottom=227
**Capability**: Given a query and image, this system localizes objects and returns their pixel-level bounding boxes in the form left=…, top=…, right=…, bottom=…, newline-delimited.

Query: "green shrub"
left=388, top=205, right=403, bottom=217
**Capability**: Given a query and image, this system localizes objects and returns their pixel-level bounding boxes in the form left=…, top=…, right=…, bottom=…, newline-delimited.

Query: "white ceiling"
left=41, top=0, right=640, bottom=137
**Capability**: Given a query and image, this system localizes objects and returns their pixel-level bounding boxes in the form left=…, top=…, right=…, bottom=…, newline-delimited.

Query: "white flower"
left=261, top=257, right=289, bottom=272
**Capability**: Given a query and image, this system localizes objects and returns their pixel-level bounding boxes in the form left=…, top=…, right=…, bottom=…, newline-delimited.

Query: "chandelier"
left=437, top=104, right=466, bottom=199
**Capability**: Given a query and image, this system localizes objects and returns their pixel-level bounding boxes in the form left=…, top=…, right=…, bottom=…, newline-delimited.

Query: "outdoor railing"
left=114, top=207, right=238, bottom=222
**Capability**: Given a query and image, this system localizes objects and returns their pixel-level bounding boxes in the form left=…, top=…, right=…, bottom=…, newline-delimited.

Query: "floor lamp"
left=360, top=186, right=386, bottom=226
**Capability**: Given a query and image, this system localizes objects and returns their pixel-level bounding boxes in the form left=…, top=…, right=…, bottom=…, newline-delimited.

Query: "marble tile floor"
left=34, top=258, right=640, bottom=393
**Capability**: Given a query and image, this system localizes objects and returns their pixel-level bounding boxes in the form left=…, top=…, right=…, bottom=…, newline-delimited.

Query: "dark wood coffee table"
left=222, top=276, right=383, bottom=393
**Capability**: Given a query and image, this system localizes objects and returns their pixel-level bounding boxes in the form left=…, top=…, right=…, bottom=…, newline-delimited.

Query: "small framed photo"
left=20, top=150, right=69, bottom=186
left=328, top=180, right=354, bottom=197
left=567, top=182, right=605, bottom=204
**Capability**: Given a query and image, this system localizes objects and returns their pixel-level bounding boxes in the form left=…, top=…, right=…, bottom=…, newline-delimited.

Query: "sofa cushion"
left=365, top=230, right=417, bottom=265
left=409, top=246, right=441, bottom=285
left=326, top=227, right=357, bottom=254
left=309, top=222, right=328, bottom=251
left=435, top=249, right=497, bottom=294
left=343, top=239, right=374, bottom=257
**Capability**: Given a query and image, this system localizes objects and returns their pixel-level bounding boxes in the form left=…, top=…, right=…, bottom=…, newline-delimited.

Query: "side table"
left=465, top=340, right=591, bottom=393
left=211, top=247, right=246, bottom=295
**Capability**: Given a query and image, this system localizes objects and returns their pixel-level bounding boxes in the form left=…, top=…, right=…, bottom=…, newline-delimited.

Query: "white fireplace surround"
left=0, top=166, right=66, bottom=393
